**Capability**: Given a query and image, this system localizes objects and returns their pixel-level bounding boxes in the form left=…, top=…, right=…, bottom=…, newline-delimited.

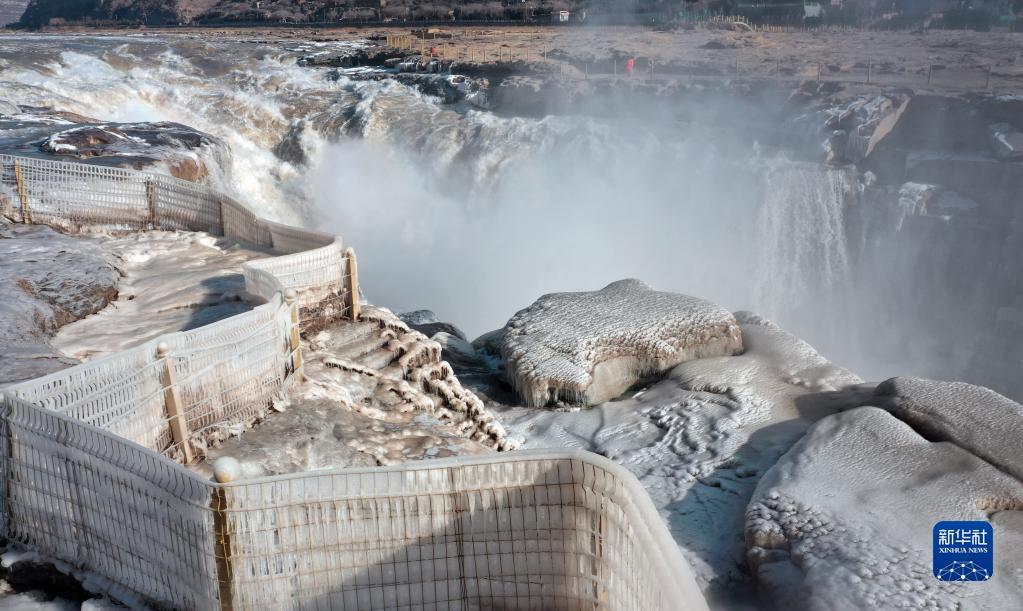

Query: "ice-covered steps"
left=299, top=306, right=515, bottom=452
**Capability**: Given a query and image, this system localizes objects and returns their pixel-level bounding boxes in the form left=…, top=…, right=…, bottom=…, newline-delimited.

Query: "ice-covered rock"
left=0, top=111, right=227, bottom=183
left=0, top=222, right=118, bottom=384
left=431, top=332, right=479, bottom=367
left=874, top=377, right=1023, bottom=481
left=499, top=279, right=743, bottom=407
left=36, top=122, right=223, bottom=182
left=746, top=404, right=1023, bottom=610
left=495, top=312, right=864, bottom=601
left=399, top=310, right=439, bottom=325
left=399, top=310, right=468, bottom=341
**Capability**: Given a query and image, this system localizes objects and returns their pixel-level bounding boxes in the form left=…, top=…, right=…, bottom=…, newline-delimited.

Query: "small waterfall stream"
left=755, top=162, right=859, bottom=350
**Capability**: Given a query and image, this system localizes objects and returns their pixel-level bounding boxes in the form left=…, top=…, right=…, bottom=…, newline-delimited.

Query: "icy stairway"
left=300, top=306, right=514, bottom=451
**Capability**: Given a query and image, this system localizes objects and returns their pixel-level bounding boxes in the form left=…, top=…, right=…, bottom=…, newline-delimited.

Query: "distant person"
left=626, top=57, right=635, bottom=77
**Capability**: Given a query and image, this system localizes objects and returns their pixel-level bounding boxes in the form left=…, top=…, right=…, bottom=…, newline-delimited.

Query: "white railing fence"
left=0, top=154, right=707, bottom=610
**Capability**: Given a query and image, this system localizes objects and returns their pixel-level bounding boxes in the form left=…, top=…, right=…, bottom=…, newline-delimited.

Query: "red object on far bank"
left=626, top=57, right=635, bottom=76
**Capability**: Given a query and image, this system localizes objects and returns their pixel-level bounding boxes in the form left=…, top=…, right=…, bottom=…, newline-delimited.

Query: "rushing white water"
left=0, top=34, right=864, bottom=366
left=755, top=162, right=858, bottom=349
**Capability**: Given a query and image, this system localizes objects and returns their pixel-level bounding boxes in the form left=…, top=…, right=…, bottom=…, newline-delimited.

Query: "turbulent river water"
left=0, top=34, right=949, bottom=387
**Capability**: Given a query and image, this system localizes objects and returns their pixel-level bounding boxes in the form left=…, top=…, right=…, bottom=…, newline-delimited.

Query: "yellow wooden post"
left=156, top=342, right=194, bottom=464
left=344, top=247, right=360, bottom=321
left=13, top=160, right=30, bottom=224
left=284, top=289, right=304, bottom=380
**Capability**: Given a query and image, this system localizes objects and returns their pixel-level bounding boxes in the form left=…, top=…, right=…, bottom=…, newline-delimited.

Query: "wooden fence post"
left=211, top=486, right=234, bottom=611
left=156, top=342, right=194, bottom=464
left=284, top=289, right=304, bottom=380
left=13, top=160, right=30, bottom=224
left=146, top=178, right=157, bottom=230
left=344, top=247, right=360, bottom=321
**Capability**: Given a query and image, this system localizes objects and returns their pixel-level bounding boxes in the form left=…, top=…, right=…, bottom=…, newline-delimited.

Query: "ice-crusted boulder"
left=0, top=106, right=227, bottom=183
left=499, top=279, right=744, bottom=407
left=874, top=377, right=1023, bottom=481
left=0, top=222, right=118, bottom=383
left=746, top=386, right=1023, bottom=610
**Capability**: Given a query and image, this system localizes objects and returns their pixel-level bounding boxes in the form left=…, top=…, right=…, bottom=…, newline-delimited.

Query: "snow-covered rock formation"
left=494, top=312, right=865, bottom=604
left=874, top=377, right=1023, bottom=481
left=499, top=279, right=744, bottom=407
left=0, top=219, right=118, bottom=384
left=746, top=378, right=1023, bottom=610
left=0, top=102, right=227, bottom=183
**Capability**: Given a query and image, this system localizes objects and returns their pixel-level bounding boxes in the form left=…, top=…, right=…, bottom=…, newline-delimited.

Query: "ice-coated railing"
left=0, top=154, right=356, bottom=460
left=0, top=154, right=707, bottom=610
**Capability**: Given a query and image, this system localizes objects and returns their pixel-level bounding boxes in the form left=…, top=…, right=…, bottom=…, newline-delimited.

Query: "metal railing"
left=0, top=154, right=707, bottom=610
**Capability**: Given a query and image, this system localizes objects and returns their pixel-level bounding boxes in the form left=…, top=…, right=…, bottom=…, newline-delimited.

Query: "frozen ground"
left=747, top=398, right=1023, bottom=610
left=481, top=311, right=868, bottom=606
left=447, top=304, right=1023, bottom=609
left=3, top=220, right=1021, bottom=609
left=16, top=228, right=503, bottom=477
left=195, top=314, right=492, bottom=479
left=0, top=222, right=506, bottom=482
left=52, top=231, right=271, bottom=361
left=0, top=218, right=117, bottom=384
